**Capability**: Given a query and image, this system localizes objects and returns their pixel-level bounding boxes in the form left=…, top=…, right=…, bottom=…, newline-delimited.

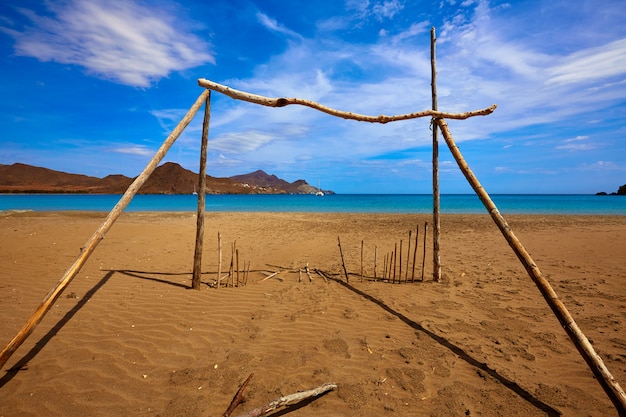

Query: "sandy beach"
left=0, top=211, right=625, bottom=416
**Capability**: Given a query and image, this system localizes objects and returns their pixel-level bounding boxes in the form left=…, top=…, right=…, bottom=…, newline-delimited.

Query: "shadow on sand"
left=327, top=275, right=561, bottom=416
left=0, top=270, right=114, bottom=388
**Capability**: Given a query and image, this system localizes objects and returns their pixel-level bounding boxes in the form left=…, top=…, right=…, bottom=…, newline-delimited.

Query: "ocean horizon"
left=1, top=193, right=625, bottom=215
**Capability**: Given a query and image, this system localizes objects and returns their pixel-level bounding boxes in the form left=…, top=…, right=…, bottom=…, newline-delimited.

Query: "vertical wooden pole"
left=421, top=222, right=429, bottom=282
left=405, top=230, right=411, bottom=282
left=391, top=243, right=398, bottom=284
left=192, top=91, right=211, bottom=290
left=431, top=26, right=441, bottom=282
left=435, top=118, right=626, bottom=414
left=337, top=237, right=350, bottom=283
left=217, top=231, right=222, bottom=289
left=0, top=89, right=210, bottom=370
left=236, top=248, right=240, bottom=287
left=398, top=240, right=403, bottom=283
left=374, top=245, right=378, bottom=280
left=411, top=224, right=419, bottom=282
left=228, top=243, right=234, bottom=288
left=360, top=240, right=364, bottom=282
left=383, top=253, right=388, bottom=281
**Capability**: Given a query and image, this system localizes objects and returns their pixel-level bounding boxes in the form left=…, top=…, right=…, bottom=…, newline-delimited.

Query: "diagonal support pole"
left=0, top=90, right=210, bottom=370
left=435, top=116, right=626, bottom=416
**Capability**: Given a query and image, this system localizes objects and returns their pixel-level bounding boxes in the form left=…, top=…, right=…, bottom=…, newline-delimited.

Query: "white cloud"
left=256, top=11, right=302, bottom=39
left=346, top=0, right=404, bottom=21
left=211, top=131, right=276, bottom=153
left=372, top=0, right=404, bottom=20
left=2, top=0, right=214, bottom=87
left=546, top=38, right=626, bottom=85
left=111, top=145, right=153, bottom=156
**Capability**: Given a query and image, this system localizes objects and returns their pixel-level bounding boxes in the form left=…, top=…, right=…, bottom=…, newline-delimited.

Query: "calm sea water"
left=1, top=194, right=625, bottom=215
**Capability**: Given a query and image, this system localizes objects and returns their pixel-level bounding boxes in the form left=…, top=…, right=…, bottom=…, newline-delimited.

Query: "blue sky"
left=1, top=0, right=625, bottom=194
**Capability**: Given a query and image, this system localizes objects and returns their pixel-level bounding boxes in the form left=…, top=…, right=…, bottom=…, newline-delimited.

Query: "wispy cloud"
left=111, top=145, right=153, bottom=156
left=546, top=38, right=626, bottom=85
left=347, top=0, right=405, bottom=21
left=256, top=11, right=302, bottom=39
left=1, top=0, right=214, bottom=87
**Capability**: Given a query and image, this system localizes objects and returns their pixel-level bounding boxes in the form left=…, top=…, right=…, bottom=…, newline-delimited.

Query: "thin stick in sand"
left=421, top=222, right=428, bottom=282
left=399, top=239, right=403, bottom=283
left=217, top=231, right=222, bottom=289
left=374, top=245, right=378, bottom=280
left=411, top=224, right=419, bottom=282
left=405, top=230, right=412, bottom=282
left=337, top=236, right=349, bottom=283
left=222, top=373, right=254, bottom=417
left=360, top=240, right=364, bottom=282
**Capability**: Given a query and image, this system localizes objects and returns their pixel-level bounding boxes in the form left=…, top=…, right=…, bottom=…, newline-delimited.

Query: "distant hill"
left=0, top=162, right=333, bottom=195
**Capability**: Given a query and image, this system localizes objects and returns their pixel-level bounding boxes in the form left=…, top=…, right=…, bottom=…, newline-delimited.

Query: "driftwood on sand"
left=231, top=382, right=337, bottom=417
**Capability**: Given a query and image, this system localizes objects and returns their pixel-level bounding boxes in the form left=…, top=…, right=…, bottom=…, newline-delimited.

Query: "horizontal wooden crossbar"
left=197, top=78, right=496, bottom=123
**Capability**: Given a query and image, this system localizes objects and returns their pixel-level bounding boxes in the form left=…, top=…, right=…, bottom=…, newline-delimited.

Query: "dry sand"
left=0, top=211, right=625, bottom=416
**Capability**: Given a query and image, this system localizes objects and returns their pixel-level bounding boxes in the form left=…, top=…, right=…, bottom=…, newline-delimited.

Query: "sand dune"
left=0, top=212, right=625, bottom=416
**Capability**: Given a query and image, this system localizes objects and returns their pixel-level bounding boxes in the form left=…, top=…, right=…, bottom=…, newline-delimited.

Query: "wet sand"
left=0, top=211, right=625, bottom=416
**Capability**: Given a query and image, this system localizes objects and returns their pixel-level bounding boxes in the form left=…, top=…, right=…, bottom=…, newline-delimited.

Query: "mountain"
left=229, top=170, right=322, bottom=194
left=0, top=162, right=332, bottom=195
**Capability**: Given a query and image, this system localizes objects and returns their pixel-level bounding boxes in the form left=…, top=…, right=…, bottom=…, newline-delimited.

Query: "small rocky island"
left=596, top=184, right=626, bottom=196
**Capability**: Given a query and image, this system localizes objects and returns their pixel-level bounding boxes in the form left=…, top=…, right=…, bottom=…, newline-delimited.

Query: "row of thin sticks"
left=213, top=222, right=429, bottom=288
left=338, top=222, right=429, bottom=283
left=214, top=232, right=251, bottom=288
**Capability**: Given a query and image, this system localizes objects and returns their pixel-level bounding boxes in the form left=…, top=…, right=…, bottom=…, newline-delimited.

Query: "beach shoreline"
left=1, top=211, right=625, bottom=416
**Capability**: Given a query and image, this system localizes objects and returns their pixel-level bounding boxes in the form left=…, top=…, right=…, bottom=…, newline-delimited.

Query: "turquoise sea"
left=1, top=194, right=625, bottom=215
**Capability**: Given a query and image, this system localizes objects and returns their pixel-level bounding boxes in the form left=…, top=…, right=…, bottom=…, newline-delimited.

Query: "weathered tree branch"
left=197, top=78, right=496, bottom=123
left=232, top=383, right=337, bottom=417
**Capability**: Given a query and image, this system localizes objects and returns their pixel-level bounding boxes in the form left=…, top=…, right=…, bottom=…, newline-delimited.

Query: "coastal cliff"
left=0, top=162, right=333, bottom=195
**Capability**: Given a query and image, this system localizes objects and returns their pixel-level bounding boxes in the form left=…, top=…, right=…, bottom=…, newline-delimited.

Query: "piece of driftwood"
left=232, top=383, right=337, bottom=417
left=223, top=373, right=254, bottom=417
left=192, top=92, right=211, bottom=290
left=260, top=272, right=279, bottom=282
left=0, top=89, right=210, bottom=370
left=337, top=237, right=350, bottom=283
left=431, top=27, right=441, bottom=283
left=435, top=116, right=626, bottom=415
left=305, top=263, right=313, bottom=282
left=197, top=79, right=495, bottom=124
left=315, top=269, right=329, bottom=283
